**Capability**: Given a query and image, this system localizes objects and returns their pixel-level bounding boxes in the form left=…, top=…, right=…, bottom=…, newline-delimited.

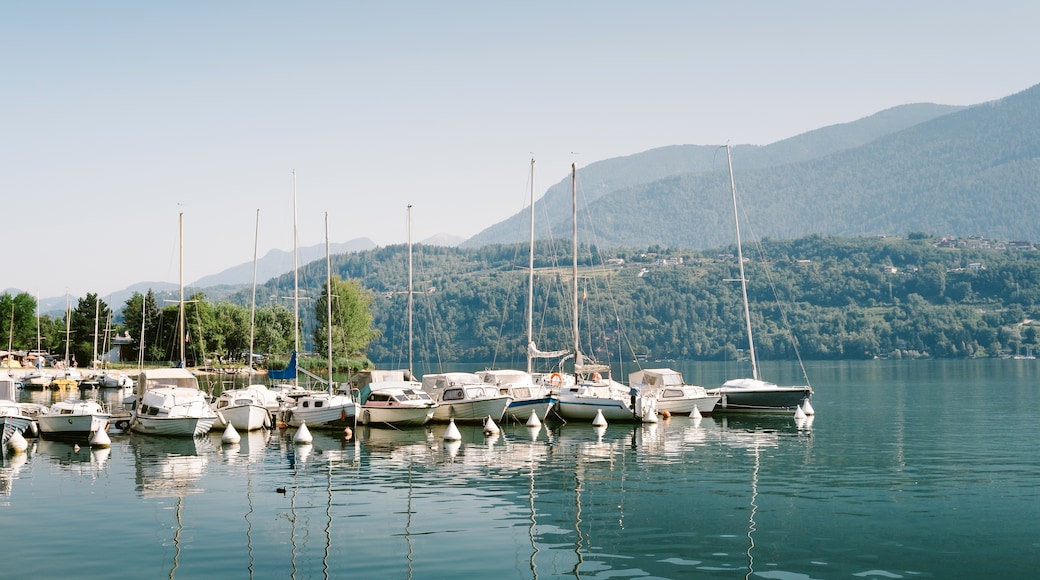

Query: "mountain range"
left=467, top=83, right=1040, bottom=250
left=12, top=82, right=1040, bottom=313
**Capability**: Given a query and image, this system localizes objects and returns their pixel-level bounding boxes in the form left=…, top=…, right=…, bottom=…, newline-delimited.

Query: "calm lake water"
left=3, top=360, right=1039, bottom=579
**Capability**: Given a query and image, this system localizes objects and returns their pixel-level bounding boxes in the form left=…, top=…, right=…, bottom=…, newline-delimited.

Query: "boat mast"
left=249, top=208, right=259, bottom=371
left=526, top=158, right=535, bottom=375
left=726, top=145, right=758, bottom=380
left=571, top=163, right=581, bottom=371
left=292, top=170, right=300, bottom=361
left=179, top=212, right=186, bottom=368
left=64, top=292, right=71, bottom=368
left=407, top=204, right=414, bottom=377
left=325, top=212, right=333, bottom=393
left=92, top=298, right=100, bottom=370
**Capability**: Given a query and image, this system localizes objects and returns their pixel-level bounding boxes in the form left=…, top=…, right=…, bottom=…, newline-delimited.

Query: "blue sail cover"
left=268, top=351, right=297, bottom=380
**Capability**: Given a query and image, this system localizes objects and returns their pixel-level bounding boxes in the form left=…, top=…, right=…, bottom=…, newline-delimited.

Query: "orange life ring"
left=592, top=372, right=601, bottom=381
left=550, top=373, right=562, bottom=387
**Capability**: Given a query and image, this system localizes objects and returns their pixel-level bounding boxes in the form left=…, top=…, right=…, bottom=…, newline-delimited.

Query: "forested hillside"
left=245, top=234, right=1040, bottom=368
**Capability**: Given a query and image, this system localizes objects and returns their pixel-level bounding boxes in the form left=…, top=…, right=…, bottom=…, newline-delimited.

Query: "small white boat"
left=357, top=380, right=437, bottom=427
left=629, top=368, right=719, bottom=416
left=420, top=372, right=512, bottom=423
left=278, top=390, right=356, bottom=429
left=128, top=368, right=217, bottom=437
left=1, top=372, right=43, bottom=443
left=98, top=371, right=134, bottom=389
left=38, top=398, right=111, bottom=440
left=555, top=372, right=656, bottom=422
left=211, top=384, right=277, bottom=431
left=476, top=369, right=555, bottom=423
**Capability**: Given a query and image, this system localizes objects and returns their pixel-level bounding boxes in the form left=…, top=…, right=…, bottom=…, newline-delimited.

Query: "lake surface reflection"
left=4, top=360, right=1039, bottom=578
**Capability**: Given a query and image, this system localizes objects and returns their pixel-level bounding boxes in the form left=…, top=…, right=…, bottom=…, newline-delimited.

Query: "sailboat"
left=706, top=145, right=813, bottom=413
left=127, top=213, right=217, bottom=437
left=278, top=212, right=357, bottom=429
left=477, top=159, right=558, bottom=423
left=356, top=206, right=437, bottom=427
left=554, top=163, right=657, bottom=422
left=212, top=209, right=279, bottom=431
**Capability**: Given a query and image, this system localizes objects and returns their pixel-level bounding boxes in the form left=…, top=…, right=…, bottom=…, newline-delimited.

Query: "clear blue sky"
left=5, top=1, right=1038, bottom=299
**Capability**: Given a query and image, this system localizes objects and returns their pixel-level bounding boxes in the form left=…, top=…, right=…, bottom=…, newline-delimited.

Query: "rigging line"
left=741, top=207, right=813, bottom=388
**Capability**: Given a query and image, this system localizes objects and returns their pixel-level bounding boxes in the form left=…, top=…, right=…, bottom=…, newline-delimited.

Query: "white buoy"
left=90, top=426, right=111, bottom=448
left=801, top=400, right=815, bottom=415
left=7, top=430, right=28, bottom=453
left=642, top=409, right=658, bottom=424
left=73, top=443, right=81, bottom=452
left=483, top=415, right=500, bottom=436
left=443, top=418, right=462, bottom=441
left=689, top=406, right=703, bottom=419
left=222, top=423, right=241, bottom=444
left=293, top=421, right=313, bottom=444
left=794, top=405, right=807, bottom=420
left=592, top=409, right=608, bottom=427
left=527, top=425, right=541, bottom=440
left=526, top=411, right=542, bottom=428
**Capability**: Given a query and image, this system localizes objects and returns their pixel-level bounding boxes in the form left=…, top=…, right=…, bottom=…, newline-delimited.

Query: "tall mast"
left=92, top=298, right=100, bottom=369
left=179, top=212, right=185, bottom=367
left=292, top=170, right=300, bottom=358
left=571, top=163, right=581, bottom=369
left=64, top=292, right=71, bottom=367
left=407, top=204, right=414, bottom=377
left=726, top=145, right=758, bottom=380
left=526, top=158, right=536, bottom=374
left=249, top=208, right=259, bottom=370
left=325, top=212, right=333, bottom=392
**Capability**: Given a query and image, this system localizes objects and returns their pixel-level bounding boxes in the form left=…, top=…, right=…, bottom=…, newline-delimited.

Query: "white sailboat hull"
left=131, top=415, right=216, bottom=437
left=215, top=404, right=271, bottom=431
left=431, top=396, right=511, bottom=423
left=39, top=413, right=111, bottom=439
left=281, top=396, right=356, bottom=429
left=360, top=405, right=434, bottom=427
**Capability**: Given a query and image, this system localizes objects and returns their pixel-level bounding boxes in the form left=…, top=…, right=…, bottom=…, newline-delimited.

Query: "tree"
left=0, top=292, right=38, bottom=351
left=65, top=293, right=111, bottom=367
left=314, top=277, right=379, bottom=359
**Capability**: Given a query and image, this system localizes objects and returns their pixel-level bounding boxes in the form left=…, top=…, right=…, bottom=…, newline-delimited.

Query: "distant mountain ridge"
left=462, top=102, right=966, bottom=247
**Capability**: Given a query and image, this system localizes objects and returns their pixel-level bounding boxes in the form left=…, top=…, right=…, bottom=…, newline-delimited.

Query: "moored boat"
left=38, top=398, right=111, bottom=441
left=629, top=368, right=719, bottom=416
left=357, top=380, right=436, bottom=427
left=211, top=384, right=277, bottom=431
left=128, top=368, right=217, bottom=437
left=706, top=145, right=813, bottom=414
left=420, top=372, right=512, bottom=423
left=477, top=369, right=555, bottom=423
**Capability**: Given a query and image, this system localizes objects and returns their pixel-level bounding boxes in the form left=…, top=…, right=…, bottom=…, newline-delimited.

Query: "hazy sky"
left=5, top=1, right=1038, bottom=299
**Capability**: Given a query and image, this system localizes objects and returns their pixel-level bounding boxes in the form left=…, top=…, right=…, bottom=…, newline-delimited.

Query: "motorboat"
left=2, top=372, right=42, bottom=445
left=629, top=368, right=719, bottom=416
left=38, top=398, right=111, bottom=440
left=127, top=368, right=217, bottom=437
left=357, top=380, right=436, bottom=427
left=277, top=390, right=356, bottom=429
left=420, top=372, right=512, bottom=423
left=211, top=384, right=277, bottom=431
left=476, top=369, right=555, bottom=423
left=555, top=373, right=654, bottom=422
